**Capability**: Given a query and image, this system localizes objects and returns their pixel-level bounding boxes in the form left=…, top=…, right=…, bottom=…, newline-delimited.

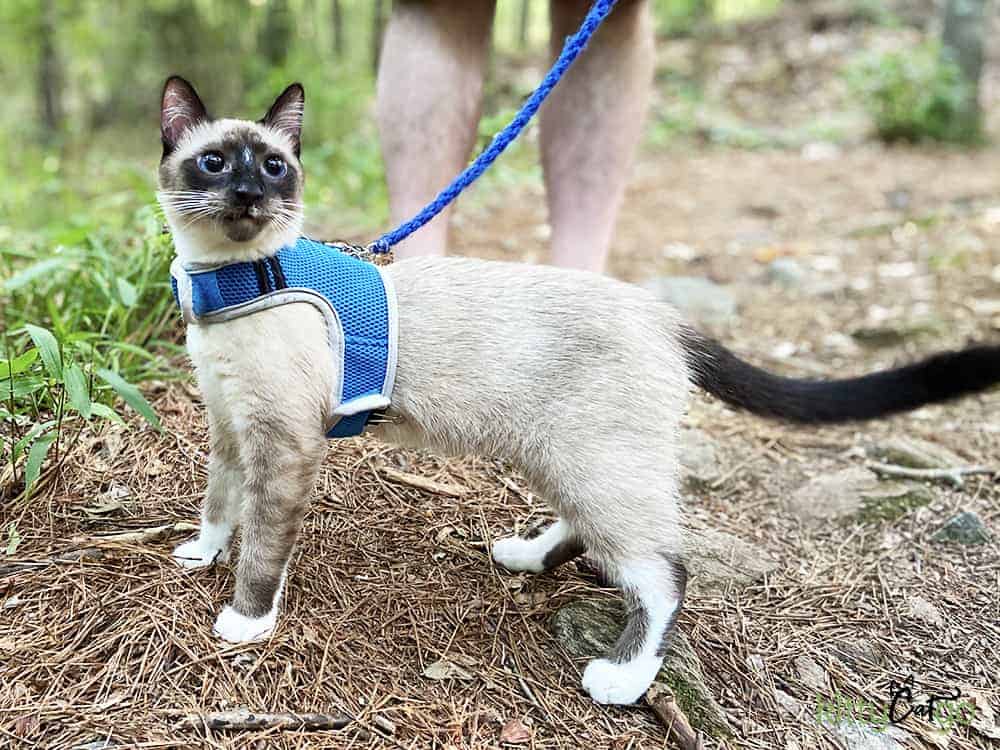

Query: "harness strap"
left=170, top=239, right=397, bottom=439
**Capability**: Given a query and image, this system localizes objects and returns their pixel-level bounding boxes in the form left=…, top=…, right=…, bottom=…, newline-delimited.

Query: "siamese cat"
left=158, top=77, right=1000, bottom=705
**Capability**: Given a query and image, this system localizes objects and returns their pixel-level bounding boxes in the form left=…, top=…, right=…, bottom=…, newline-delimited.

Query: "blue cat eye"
left=263, top=156, right=287, bottom=178
left=197, top=152, right=226, bottom=174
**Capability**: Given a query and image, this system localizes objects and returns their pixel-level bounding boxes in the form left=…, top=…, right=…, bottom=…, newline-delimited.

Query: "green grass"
left=1, top=196, right=175, bottom=500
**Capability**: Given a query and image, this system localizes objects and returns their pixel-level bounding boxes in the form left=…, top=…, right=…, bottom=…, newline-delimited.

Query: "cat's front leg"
left=172, top=428, right=242, bottom=569
left=212, top=429, right=326, bottom=643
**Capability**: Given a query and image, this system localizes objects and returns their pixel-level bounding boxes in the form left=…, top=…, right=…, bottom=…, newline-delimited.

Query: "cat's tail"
left=681, top=328, right=1000, bottom=424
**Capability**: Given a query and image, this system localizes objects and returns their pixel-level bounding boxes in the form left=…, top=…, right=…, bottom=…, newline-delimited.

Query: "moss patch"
left=855, top=483, right=934, bottom=523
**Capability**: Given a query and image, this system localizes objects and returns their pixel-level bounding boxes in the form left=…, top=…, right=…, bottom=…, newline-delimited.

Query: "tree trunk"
left=941, top=0, right=987, bottom=139
left=518, top=0, right=531, bottom=49
left=371, top=0, right=387, bottom=75
left=259, top=0, right=292, bottom=67
left=691, top=0, right=714, bottom=90
left=38, top=0, right=63, bottom=138
left=332, top=0, right=345, bottom=59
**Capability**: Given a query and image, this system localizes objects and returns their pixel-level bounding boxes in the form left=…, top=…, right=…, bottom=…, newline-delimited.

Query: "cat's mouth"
left=220, top=207, right=270, bottom=242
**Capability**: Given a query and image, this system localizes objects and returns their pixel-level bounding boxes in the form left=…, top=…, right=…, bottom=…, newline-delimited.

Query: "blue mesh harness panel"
left=170, top=237, right=397, bottom=438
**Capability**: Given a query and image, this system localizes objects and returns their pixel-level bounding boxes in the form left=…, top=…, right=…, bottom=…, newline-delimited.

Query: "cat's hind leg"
left=492, top=519, right=585, bottom=573
left=582, top=552, right=688, bottom=705
left=172, top=420, right=242, bottom=569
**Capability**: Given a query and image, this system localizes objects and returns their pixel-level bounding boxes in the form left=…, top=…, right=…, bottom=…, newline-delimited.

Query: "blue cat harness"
left=170, top=237, right=397, bottom=439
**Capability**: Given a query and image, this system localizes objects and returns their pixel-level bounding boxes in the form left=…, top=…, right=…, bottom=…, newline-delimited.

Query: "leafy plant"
left=2, top=322, right=163, bottom=500
left=2, top=206, right=175, bottom=501
left=845, top=41, right=977, bottom=144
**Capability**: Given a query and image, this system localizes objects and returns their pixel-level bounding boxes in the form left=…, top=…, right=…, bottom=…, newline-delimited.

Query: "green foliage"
left=2, top=207, right=173, bottom=500
left=652, top=0, right=782, bottom=35
left=845, top=41, right=977, bottom=144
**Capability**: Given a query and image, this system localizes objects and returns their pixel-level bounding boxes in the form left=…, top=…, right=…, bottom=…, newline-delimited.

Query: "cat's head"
left=157, top=76, right=305, bottom=262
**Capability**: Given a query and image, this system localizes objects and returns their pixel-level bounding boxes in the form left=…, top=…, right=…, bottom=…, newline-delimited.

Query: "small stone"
left=931, top=511, right=990, bottom=545
left=906, top=595, right=945, bottom=628
left=884, top=188, right=912, bottom=212
left=968, top=298, right=1000, bottom=317
left=661, top=242, right=699, bottom=261
left=678, top=428, right=719, bottom=485
left=828, top=638, right=880, bottom=670
left=801, top=141, right=841, bottom=161
left=423, top=656, right=477, bottom=681
left=767, top=258, right=805, bottom=287
left=773, top=688, right=804, bottom=718
left=642, top=276, right=737, bottom=324
left=794, top=655, right=828, bottom=692
left=866, top=437, right=966, bottom=470
left=550, top=599, right=732, bottom=736
left=822, top=332, right=861, bottom=355
left=770, top=341, right=798, bottom=359
left=684, top=526, right=779, bottom=594
left=498, top=717, right=532, bottom=744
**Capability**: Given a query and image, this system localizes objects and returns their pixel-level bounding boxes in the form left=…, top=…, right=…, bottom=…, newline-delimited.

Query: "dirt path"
left=2, top=143, right=998, bottom=749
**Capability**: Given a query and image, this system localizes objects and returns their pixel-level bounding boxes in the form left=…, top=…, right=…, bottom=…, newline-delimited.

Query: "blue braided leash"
left=369, top=0, right=618, bottom=254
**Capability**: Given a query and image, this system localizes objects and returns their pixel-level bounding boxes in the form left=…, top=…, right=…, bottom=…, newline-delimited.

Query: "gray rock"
left=786, top=467, right=932, bottom=524
left=866, top=437, right=966, bottom=470
left=856, top=483, right=934, bottom=523
left=550, top=599, right=731, bottom=736
left=906, top=595, right=945, bottom=628
left=678, top=427, right=719, bottom=485
left=642, top=276, right=737, bottom=323
left=827, top=638, right=880, bottom=671
left=683, top=526, right=779, bottom=594
left=821, top=720, right=909, bottom=750
left=767, top=258, right=805, bottom=287
left=931, top=511, right=990, bottom=545
left=786, top=467, right=877, bottom=523
left=794, top=655, right=828, bottom=692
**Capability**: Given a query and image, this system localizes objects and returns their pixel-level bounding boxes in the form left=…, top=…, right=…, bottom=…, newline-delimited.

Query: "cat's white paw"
left=212, top=605, right=276, bottom=643
left=491, top=536, right=546, bottom=573
left=582, top=657, right=662, bottom=705
left=172, top=537, right=229, bottom=569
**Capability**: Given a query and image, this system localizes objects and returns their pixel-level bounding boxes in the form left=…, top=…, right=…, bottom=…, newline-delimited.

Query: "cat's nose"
left=233, top=182, right=264, bottom=205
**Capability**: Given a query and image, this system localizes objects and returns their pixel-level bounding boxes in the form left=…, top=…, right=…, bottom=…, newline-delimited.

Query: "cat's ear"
left=161, top=76, right=208, bottom=155
left=261, top=83, right=305, bottom=157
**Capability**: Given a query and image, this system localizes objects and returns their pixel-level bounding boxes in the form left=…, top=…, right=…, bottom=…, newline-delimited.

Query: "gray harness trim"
left=171, top=257, right=397, bottom=435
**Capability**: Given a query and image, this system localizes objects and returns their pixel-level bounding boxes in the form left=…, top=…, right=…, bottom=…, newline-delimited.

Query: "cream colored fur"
left=160, top=98, right=690, bottom=704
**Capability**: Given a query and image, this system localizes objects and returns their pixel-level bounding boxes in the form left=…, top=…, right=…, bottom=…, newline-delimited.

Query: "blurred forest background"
left=0, top=0, right=995, bottom=500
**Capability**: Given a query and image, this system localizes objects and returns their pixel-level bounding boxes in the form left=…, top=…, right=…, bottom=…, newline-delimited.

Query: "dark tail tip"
left=682, top=328, right=1000, bottom=424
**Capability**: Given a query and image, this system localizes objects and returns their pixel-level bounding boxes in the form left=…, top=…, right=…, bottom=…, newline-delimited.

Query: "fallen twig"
left=1, top=522, right=199, bottom=578
left=380, top=466, right=468, bottom=497
left=866, top=461, right=996, bottom=487
left=645, top=683, right=704, bottom=750
left=0, top=548, right=108, bottom=578
left=71, top=521, right=199, bottom=546
left=176, top=709, right=359, bottom=734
